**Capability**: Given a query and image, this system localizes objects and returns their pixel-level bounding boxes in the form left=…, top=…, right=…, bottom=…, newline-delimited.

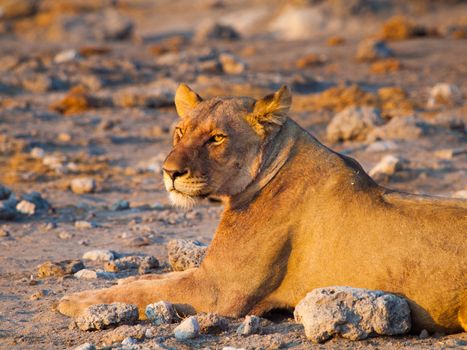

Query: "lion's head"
left=162, top=84, right=292, bottom=208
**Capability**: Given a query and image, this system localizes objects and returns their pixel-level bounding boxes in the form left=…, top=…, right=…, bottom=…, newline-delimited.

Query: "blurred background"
left=0, top=0, right=466, bottom=208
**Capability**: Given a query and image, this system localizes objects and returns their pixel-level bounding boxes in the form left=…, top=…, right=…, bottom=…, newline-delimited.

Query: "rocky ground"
left=0, top=0, right=466, bottom=349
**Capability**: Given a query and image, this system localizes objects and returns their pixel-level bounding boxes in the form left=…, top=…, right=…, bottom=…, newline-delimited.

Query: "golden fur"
left=58, top=85, right=467, bottom=333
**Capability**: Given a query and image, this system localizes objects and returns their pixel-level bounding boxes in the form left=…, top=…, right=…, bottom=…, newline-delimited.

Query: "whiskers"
left=168, top=191, right=199, bottom=209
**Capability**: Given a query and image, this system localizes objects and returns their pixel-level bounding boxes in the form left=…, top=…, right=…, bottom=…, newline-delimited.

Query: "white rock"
left=369, top=155, right=402, bottom=178
left=30, top=147, right=45, bottom=159
left=74, top=343, right=96, bottom=350
left=366, top=140, right=398, bottom=152
left=121, top=337, right=137, bottom=345
left=219, top=53, right=246, bottom=74
left=43, top=155, right=66, bottom=173
left=16, top=200, right=36, bottom=215
left=326, top=106, right=384, bottom=143
left=145, top=301, right=176, bottom=325
left=54, top=49, right=80, bottom=64
left=237, top=315, right=261, bottom=335
left=74, top=269, right=101, bottom=280
left=75, top=220, right=96, bottom=229
left=427, top=83, right=462, bottom=108
left=174, top=316, right=200, bottom=340
left=223, top=348, right=246, bottom=350
left=83, top=249, right=115, bottom=261
left=71, top=177, right=96, bottom=194
left=294, top=287, right=411, bottom=343
left=452, top=190, right=467, bottom=199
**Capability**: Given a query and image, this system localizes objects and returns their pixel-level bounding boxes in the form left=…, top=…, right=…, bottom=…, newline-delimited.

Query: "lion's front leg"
left=117, top=268, right=196, bottom=285
left=57, top=269, right=212, bottom=319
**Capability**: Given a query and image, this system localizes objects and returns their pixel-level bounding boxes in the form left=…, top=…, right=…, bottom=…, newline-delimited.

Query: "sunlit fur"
left=58, top=85, right=467, bottom=336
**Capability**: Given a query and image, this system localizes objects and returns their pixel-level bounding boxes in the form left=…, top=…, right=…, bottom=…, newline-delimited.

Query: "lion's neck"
left=227, top=119, right=299, bottom=209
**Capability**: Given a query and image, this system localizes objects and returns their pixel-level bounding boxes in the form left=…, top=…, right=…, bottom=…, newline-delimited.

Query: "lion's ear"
left=174, top=83, right=203, bottom=118
left=252, top=85, right=292, bottom=126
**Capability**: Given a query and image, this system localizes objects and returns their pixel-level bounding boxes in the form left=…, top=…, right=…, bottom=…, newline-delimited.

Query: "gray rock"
left=196, top=313, right=229, bottom=334
left=419, top=329, right=429, bottom=339
left=237, top=315, right=261, bottom=335
left=167, top=239, right=207, bottom=271
left=74, top=343, right=96, bottom=350
left=75, top=303, right=139, bottom=331
left=37, top=260, right=85, bottom=278
left=0, top=197, right=17, bottom=220
left=121, top=337, right=137, bottom=346
left=101, top=324, right=147, bottom=346
left=369, top=155, right=403, bottom=179
left=0, top=184, right=11, bottom=200
left=356, top=39, right=393, bottom=62
left=195, top=22, right=240, bottom=42
left=74, top=269, right=115, bottom=280
left=326, top=106, right=384, bottom=143
left=111, top=200, right=130, bottom=211
left=104, top=255, right=159, bottom=273
left=367, top=116, right=427, bottom=141
left=145, top=301, right=176, bottom=325
left=294, top=287, right=411, bottom=343
left=71, top=178, right=96, bottom=194
left=83, top=249, right=116, bottom=261
left=174, top=316, right=200, bottom=340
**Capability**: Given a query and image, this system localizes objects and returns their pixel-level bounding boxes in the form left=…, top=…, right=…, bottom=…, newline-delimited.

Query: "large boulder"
left=294, top=287, right=411, bottom=343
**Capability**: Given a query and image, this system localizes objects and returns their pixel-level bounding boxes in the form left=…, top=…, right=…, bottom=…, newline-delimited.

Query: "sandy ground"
left=0, top=0, right=466, bottom=349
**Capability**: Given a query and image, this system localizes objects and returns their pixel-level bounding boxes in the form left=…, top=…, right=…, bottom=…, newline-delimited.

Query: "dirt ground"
left=0, top=0, right=466, bottom=349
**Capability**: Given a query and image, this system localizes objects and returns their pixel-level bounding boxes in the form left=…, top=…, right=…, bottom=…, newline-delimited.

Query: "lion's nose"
left=163, top=168, right=189, bottom=181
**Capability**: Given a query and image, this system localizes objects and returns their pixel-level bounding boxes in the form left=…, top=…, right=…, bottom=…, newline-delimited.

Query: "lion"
left=58, top=84, right=467, bottom=334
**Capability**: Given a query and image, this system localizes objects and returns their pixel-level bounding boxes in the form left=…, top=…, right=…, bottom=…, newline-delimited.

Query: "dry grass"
left=327, top=36, right=345, bottom=46
left=370, top=58, right=402, bottom=74
left=296, top=53, right=327, bottom=68
left=293, top=84, right=413, bottom=117
left=49, top=86, right=98, bottom=115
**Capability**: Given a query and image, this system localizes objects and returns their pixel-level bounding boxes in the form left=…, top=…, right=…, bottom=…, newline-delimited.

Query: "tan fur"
left=58, top=85, right=467, bottom=334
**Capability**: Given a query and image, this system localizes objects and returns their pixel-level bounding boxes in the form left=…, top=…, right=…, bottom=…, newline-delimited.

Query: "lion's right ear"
left=174, top=83, right=203, bottom=118
left=251, top=85, right=292, bottom=127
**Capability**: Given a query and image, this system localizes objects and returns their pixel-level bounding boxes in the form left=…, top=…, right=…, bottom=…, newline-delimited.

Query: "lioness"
left=59, top=84, right=467, bottom=334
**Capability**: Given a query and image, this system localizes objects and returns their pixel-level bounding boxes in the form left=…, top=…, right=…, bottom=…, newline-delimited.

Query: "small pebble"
left=58, top=232, right=74, bottom=240
left=82, top=249, right=115, bottom=261
left=145, top=301, right=176, bottom=325
left=75, top=220, right=96, bottom=229
left=74, top=343, right=96, bottom=350
left=16, top=200, right=36, bottom=215
left=0, top=228, right=10, bottom=237
left=71, top=178, right=96, bottom=194
left=237, top=315, right=261, bottom=335
left=121, top=337, right=137, bottom=346
left=111, top=200, right=130, bottom=211
left=174, top=316, right=200, bottom=340
left=419, top=329, right=429, bottom=339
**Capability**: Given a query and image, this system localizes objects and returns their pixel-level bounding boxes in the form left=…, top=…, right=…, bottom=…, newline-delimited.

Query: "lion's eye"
left=209, top=134, right=226, bottom=145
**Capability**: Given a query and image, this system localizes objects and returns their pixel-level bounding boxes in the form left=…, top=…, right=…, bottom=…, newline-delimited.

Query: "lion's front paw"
left=57, top=290, right=102, bottom=318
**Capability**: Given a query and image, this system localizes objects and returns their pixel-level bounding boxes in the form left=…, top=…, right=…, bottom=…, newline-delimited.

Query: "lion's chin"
left=168, top=191, right=200, bottom=209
